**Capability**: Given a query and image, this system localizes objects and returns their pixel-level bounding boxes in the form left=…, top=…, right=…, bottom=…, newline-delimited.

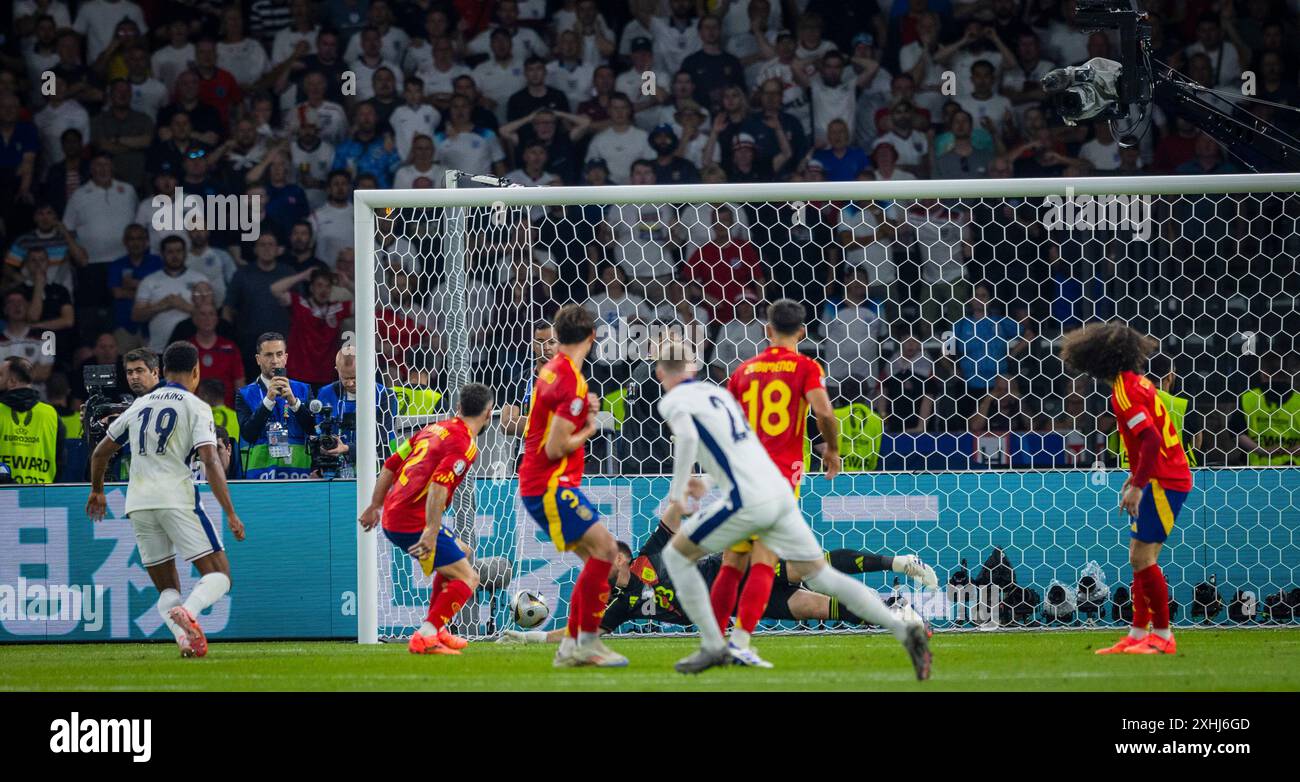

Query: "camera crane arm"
left=1042, top=0, right=1300, bottom=172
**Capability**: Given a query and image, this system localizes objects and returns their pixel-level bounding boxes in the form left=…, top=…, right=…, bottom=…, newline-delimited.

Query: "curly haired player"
left=1060, top=322, right=1194, bottom=655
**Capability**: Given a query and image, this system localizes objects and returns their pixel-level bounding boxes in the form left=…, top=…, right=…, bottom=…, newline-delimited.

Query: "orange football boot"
left=168, top=606, right=208, bottom=658
left=436, top=627, right=468, bottom=650
left=408, top=632, right=461, bottom=655
left=1125, top=634, right=1177, bottom=655
left=1095, top=635, right=1149, bottom=655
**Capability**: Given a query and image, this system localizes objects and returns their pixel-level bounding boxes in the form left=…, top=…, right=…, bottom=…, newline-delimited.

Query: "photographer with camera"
left=0, top=356, right=65, bottom=483
left=312, top=346, right=399, bottom=479
left=235, top=332, right=316, bottom=479
left=80, top=347, right=160, bottom=482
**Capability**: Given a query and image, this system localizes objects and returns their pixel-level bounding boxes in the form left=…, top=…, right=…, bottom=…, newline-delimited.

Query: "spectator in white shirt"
left=875, top=101, right=930, bottom=177
left=63, top=153, right=138, bottom=268
left=472, top=29, right=527, bottom=124
left=808, top=50, right=879, bottom=146
left=271, top=0, right=319, bottom=66
left=547, top=31, right=597, bottom=112
left=414, top=36, right=471, bottom=108
left=73, top=0, right=147, bottom=62
left=217, top=5, right=270, bottom=89
left=468, top=0, right=550, bottom=60
left=288, top=119, right=335, bottom=208
left=393, top=134, right=448, bottom=189
left=585, top=264, right=651, bottom=359
left=132, top=235, right=210, bottom=353
left=152, top=20, right=197, bottom=92
left=348, top=26, right=404, bottom=102
left=287, top=72, right=349, bottom=145
left=585, top=94, right=654, bottom=184
left=632, top=0, right=702, bottom=78
left=824, top=269, right=888, bottom=396
left=606, top=163, right=678, bottom=288
left=1185, top=13, right=1243, bottom=88
left=343, top=1, right=411, bottom=65
left=434, top=94, right=508, bottom=176
left=1079, top=120, right=1121, bottom=171
left=554, top=0, right=615, bottom=64
left=389, top=78, right=441, bottom=162
left=33, top=75, right=90, bottom=170
left=312, top=170, right=354, bottom=267
left=185, top=227, right=237, bottom=307
left=956, top=60, right=1014, bottom=137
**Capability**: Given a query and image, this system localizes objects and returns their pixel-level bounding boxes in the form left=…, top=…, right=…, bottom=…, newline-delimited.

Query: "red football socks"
left=431, top=573, right=446, bottom=601
left=575, top=557, right=613, bottom=634
left=736, top=563, right=776, bottom=634
left=1130, top=571, right=1149, bottom=629
left=1135, top=564, right=1170, bottom=630
left=710, top=564, right=744, bottom=633
left=426, top=579, right=472, bottom=630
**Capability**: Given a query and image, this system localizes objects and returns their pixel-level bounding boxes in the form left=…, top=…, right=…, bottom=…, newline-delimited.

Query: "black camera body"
left=82, top=364, right=134, bottom=450
left=307, top=399, right=344, bottom=477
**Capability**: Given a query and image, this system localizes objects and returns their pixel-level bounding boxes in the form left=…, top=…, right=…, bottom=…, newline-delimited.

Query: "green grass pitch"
left=3, top=630, right=1298, bottom=691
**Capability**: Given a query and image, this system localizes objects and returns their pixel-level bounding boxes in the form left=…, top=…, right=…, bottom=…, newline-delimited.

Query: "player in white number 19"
left=86, top=341, right=246, bottom=659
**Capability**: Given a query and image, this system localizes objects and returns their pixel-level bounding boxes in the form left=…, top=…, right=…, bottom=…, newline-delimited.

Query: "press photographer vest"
left=237, top=378, right=313, bottom=479
left=211, top=403, right=239, bottom=444
left=1241, top=387, right=1300, bottom=466
left=0, top=401, right=59, bottom=483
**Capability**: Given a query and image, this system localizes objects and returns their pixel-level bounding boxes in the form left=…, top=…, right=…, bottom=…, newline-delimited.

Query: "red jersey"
left=381, top=418, right=478, bottom=533
left=727, top=345, right=827, bottom=487
left=196, top=335, right=244, bottom=406
left=1111, top=371, right=1193, bottom=492
left=287, top=292, right=352, bottom=385
left=518, top=353, right=590, bottom=497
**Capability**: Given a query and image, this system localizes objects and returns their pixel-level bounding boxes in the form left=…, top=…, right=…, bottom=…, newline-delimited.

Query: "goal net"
left=356, top=173, right=1300, bottom=643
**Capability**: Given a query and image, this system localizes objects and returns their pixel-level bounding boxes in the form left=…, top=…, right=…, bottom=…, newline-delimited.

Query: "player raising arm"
left=359, top=383, right=495, bottom=655
left=714, top=299, right=938, bottom=664
left=652, top=341, right=931, bottom=677
left=517, top=305, right=627, bottom=668
left=1061, top=322, right=1194, bottom=656
left=86, top=342, right=245, bottom=659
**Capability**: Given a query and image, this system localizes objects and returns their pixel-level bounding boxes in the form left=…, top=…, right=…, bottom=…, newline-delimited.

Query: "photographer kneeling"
left=236, top=332, right=316, bottom=479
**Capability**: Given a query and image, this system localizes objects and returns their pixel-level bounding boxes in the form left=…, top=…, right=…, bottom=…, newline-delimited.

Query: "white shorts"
left=128, top=506, right=223, bottom=568
left=681, top=492, right=823, bottom=563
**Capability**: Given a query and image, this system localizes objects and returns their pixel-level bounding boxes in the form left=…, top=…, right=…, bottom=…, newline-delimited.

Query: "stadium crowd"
left=1, top=0, right=1299, bottom=484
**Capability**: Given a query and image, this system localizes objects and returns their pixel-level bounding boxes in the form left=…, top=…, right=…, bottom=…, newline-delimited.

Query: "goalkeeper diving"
left=500, top=485, right=936, bottom=647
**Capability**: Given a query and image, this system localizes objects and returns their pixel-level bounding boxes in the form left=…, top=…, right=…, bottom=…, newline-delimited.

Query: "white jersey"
left=106, top=383, right=216, bottom=515
left=658, top=379, right=790, bottom=508
left=659, top=378, right=822, bottom=562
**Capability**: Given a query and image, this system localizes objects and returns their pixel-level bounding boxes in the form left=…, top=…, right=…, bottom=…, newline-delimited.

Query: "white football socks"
left=418, top=622, right=438, bottom=637
left=577, top=630, right=599, bottom=647
left=183, top=572, right=231, bottom=616
left=729, top=628, right=752, bottom=650
left=1128, top=626, right=1149, bottom=640
left=662, top=545, right=726, bottom=653
left=1153, top=627, right=1173, bottom=640
left=804, top=564, right=904, bottom=639
left=157, top=588, right=184, bottom=641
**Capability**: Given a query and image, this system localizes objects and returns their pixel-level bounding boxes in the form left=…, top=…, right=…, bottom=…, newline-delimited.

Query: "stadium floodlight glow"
left=355, top=173, right=1300, bottom=644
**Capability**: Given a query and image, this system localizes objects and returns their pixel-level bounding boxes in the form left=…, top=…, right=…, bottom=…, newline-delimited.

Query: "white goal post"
left=355, top=173, right=1300, bottom=644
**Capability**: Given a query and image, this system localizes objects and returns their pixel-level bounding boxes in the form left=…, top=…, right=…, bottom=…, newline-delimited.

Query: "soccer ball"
left=511, top=590, right=549, bottom=629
